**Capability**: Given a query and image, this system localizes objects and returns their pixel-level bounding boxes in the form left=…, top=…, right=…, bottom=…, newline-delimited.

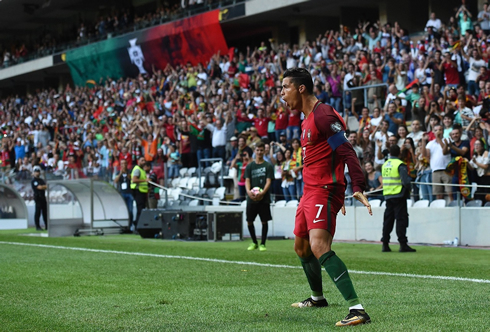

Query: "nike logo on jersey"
left=313, top=219, right=325, bottom=223
left=334, top=271, right=346, bottom=282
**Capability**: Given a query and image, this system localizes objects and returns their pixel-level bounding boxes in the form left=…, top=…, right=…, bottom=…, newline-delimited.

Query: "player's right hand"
left=353, top=192, right=373, bottom=216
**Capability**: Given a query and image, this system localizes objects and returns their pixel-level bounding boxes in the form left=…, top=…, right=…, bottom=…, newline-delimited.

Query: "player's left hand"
left=353, top=192, right=372, bottom=216
left=341, top=205, right=346, bottom=215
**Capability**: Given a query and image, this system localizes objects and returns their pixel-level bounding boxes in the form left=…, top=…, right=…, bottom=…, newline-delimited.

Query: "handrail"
left=345, top=83, right=389, bottom=108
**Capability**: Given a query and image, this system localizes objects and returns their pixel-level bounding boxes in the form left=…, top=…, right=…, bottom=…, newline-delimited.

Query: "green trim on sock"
left=299, top=254, right=323, bottom=295
left=319, top=251, right=359, bottom=306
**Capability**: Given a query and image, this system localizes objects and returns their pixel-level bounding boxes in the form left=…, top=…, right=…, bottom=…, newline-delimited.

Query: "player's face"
left=281, top=77, right=300, bottom=109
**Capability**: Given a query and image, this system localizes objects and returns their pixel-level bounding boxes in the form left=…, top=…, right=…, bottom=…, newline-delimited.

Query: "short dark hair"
left=283, top=68, right=314, bottom=95
left=389, top=144, right=400, bottom=157
left=255, top=141, right=265, bottom=149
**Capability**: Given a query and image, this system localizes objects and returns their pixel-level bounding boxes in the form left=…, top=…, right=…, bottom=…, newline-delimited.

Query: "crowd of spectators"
left=0, top=0, right=226, bottom=68
left=2, top=2, right=490, bottom=204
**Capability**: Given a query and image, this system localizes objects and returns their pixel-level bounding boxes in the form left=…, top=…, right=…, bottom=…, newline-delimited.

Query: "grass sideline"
left=0, top=229, right=489, bottom=331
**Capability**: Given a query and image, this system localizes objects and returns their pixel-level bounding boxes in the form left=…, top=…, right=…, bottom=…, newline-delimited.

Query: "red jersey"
left=443, top=62, right=459, bottom=85
left=119, top=152, right=132, bottom=169
left=254, top=117, right=270, bottom=137
left=288, top=109, right=301, bottom=127
left=301, top=102, right=366, bottom=193
left=275, top=109, right=289, bottom=130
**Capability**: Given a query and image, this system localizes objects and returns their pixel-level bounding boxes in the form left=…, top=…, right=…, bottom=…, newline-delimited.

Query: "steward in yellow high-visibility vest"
left=131, top=165, right=148, bottom=193
left=381, top=144, right=415, bottom=253
left=131, top=157, right=149, bottom=232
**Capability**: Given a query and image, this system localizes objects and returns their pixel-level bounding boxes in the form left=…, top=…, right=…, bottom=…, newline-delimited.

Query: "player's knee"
left=247, top=222, right=254, bottom=226
left=310, top=242, right=332, bottom=259
left=294, top=243, right=311, bottom=258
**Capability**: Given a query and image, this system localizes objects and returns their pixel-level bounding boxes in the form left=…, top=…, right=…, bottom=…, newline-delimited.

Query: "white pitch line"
left=1, top=241, right=489, bottom=284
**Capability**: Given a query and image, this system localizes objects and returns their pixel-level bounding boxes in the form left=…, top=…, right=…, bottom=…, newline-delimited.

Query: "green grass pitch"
left=0, top=229, right=489, bottom=331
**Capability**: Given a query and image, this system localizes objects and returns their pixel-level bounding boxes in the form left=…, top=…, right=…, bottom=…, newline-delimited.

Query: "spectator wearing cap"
left=247, top=127, right=262, bottom=150
left=227, top=136, right=238, bottom=166
left=31, top=166, right=48, bottom=231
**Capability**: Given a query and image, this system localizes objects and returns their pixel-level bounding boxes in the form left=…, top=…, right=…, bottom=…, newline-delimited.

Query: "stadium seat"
left=205, top=188, right=216, bottom=198
left=347, top=116, right=359, bottom=131
left=465, top=199, right=482, bottom=207
left=448, top=200, right=464, bottom=207
left=187, top=167, right=197, bottom=177
left=274, top=200, right=286, bottom=207
left=197, top=188, right=207, bottom=197
left=413, top=200, right=429, bottom=208
left=429, top=199, right=446, bottom=208
left=211, top=162, right=222, bottom=174
left=203, top=166, right=212, bottom=175
left=222, top=165, right=230, bottom=176
left=179, top=189, right=189, bottom=200
left=179, top=167, right=188, bottom=178
left=406, top=199, right=413, bottom=207
left=171, top=188, right=182, bottom=200
left=189, top=200, right=200, bottom=206
left=369, top=199, right=381, bottom=207
left=180, top=201, right=189, bottom=206
left=214, top=187, right=226, bottom=200
left=380, top=201, right=386, bottom=207
left=171, top=178, right=180, bottom=188
left=484, top=202, right=490, bottom=207
left=286, top=200, right=299, bottom=207
left=188, top=189, right=197, bottom=197
left=178, top=177, right=189, bottom=188
left=186, top=177, right=198, bottom=189
left=240, top=200, right=247, bottom=207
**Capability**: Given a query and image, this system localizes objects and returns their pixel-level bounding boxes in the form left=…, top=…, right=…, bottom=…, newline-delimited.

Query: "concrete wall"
left=206, top=205, right=490, bottom=247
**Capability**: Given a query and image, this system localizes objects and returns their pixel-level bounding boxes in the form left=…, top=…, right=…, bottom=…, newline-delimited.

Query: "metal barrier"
left=345, top=83, right=389, bottom=108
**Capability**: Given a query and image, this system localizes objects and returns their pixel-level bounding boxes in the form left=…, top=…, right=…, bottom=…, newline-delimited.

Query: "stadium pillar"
left=379, top=1, right=388, bottom=26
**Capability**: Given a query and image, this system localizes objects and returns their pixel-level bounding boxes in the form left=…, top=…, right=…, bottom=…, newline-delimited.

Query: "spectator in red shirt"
left=287, top=109, right=301, bottom=141
left=119, top=147, right=132, bottom=170
left=439, top=52, right=460, bottom=88
left=253, top=108, right=270, bottom=138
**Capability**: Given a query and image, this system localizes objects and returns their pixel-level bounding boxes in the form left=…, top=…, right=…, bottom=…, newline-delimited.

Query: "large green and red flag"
left=65, top=10, right=228, bottom=86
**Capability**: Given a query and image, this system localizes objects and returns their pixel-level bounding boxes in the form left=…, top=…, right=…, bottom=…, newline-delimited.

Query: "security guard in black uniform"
left=31, top=166, right=48, bottom=231
left=381, top=145, right=416, bottom=253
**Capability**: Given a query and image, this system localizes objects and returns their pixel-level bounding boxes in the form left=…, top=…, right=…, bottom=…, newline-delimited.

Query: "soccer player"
left=244, top=141, right=274, bottom=251
left=281, top=68, right=372, bottom=327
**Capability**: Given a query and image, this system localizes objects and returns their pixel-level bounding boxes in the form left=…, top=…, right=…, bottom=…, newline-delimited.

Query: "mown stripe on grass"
left=1, top=241, right=489, bottom=284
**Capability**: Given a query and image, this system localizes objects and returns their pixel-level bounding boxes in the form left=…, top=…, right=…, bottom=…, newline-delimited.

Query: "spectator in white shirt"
left=205, top=118, right=227, bottom=162
left=407, top=120, right=424, bottom=146
left=425, top=12, right=442, bottom=32
left=421, top=125, right=452, bottom=201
